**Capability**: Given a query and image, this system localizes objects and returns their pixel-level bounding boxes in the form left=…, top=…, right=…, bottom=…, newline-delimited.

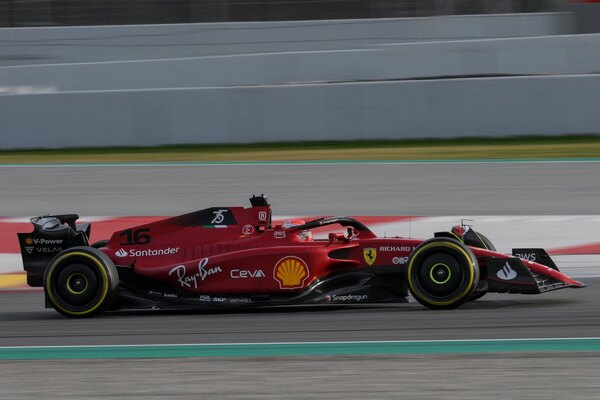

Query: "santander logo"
left=496, top=262, right=517, bottom=281
left=114, top=247, right=180, bottom=258
left=115, top=249, right=128, bottom=257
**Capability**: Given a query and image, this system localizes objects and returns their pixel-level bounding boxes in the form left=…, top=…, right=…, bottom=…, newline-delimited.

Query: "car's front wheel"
left=44, top=247, right=119, bottom=318
left=408, top=238, right=480, bottom=309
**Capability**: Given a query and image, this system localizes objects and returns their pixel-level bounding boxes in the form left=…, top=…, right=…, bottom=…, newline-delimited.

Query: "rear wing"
left=17, top=214, right=91, bottom=287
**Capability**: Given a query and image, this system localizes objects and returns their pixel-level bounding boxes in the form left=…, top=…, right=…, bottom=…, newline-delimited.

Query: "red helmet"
left=282, top=219, right=312, bottom=241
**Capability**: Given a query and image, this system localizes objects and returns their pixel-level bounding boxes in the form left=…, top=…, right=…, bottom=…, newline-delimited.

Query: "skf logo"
left=273, top=256, right=309, bottom=289
left=363, top=248, right=377, bottom=266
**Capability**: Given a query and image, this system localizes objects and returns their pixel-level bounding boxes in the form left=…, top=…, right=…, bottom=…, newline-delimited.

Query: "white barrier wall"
left=2, top=75, right=600, bottom=149
left=3, top=12, right=600, bottom=150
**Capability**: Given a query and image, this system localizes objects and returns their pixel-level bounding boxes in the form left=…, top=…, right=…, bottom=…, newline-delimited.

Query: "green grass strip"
left=2, top=135, right=600, bottom=164
left=1, top=338, right=599, bottom=360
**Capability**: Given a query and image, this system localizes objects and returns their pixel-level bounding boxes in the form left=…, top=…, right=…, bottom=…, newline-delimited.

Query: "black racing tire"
left=408, top=238, right=480, bottom=310
left=468, top=280, right=488, bottom=302
left=468, top=290, right=488, bottom=302
left=43, top=246, right=119, bottom=318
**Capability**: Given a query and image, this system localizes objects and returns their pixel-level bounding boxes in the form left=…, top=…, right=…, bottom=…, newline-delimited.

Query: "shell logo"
left=24, top=238, right=33, bottom=245
left=273, top=256, right=310, bottom=289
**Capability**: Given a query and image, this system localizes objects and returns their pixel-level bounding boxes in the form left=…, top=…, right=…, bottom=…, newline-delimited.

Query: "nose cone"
left=521, top=258, right=585, bottom=288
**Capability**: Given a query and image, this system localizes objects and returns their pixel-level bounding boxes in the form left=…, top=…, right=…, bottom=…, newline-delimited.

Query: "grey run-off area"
left=1, top=354, right=600, bottom=400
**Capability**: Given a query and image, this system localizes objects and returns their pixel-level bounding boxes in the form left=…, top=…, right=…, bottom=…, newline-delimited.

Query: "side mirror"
left=328, top=232, right=347, bottom=245
left=347, top=227, right=358, bottom=239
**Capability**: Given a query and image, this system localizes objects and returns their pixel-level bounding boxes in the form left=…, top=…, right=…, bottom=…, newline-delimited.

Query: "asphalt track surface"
left=1, top=161, right=600, bottom=399
left=0, top=161, right=599, bottom=349
left=1, top=279, right=600, bottom=399
left=1, top=161, right=600, bottom=216
left=0, top=278, right=598, bottom=347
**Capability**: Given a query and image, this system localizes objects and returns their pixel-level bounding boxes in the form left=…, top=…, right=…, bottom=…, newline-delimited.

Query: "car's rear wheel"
left=44, top=247, right=119, bottom=318
left=408, top=238, right=479, bottom=309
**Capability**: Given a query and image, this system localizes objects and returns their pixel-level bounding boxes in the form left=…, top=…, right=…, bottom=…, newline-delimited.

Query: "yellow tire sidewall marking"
left=473, top=231, right=490, bottom=250
left=448, top=232, right=463, bottom=243
left=65, top=272, right=88, bottom=295
left=45, top=252, right=109, bottom=316
left=408, top=241, right=476, bottom=306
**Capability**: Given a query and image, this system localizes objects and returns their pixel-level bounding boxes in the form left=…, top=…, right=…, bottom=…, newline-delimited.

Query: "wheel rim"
left=417, top=253, right=463, bottom=297
left=66, top=272, right=88, bottom=295
left=54, top=263, right=100, bottom=307
left=429, top=263, right=452, bottom=285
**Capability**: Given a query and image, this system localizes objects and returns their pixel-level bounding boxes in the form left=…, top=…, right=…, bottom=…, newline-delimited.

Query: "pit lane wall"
left=4, top=13, right=600, bottom=149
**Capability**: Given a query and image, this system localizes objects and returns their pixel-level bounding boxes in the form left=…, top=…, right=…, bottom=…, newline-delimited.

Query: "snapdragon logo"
left=115, top=247, right=180, bottom=258
left=332, top=294, right=368, bottom=302
left=496, top=262, right=517, bottom=281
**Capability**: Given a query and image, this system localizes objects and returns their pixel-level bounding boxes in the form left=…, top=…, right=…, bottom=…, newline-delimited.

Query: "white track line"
left=2, top=336, right=599, bottom=350
left=2, top=160, right=600, bottom=168
left=0, top=48, right=381, bottom=70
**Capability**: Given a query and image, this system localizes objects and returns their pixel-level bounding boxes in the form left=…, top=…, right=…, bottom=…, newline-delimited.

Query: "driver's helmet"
left=282, top=219, right=313, bottom=241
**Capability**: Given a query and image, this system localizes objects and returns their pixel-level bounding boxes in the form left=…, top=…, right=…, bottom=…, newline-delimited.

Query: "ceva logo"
left=115, top=249, right=128, bottom=257
left=230, top=269, right=266, bottom=279
left=496, top=262, right=517, bottom=281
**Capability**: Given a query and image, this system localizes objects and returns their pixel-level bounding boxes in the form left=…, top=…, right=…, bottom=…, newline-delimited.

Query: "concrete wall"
left=0, top=13, right=573, bottom=67
left=2, top=75, right=600, bottom=149
left=3, top=12, right=599, bottom=150
left=3, top=33, right=600, bottom=91
left=572, top=4, right=600, bottom=33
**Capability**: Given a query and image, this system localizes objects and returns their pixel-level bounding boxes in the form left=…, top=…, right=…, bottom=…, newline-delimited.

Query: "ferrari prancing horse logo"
left=363, top=248, right=377, bottom=266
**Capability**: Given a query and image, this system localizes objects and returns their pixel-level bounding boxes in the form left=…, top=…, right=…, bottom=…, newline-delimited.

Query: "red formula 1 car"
left=18, top=195, right=585, bottom=317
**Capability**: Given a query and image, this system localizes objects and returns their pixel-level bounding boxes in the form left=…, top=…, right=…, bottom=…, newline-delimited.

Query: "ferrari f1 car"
left=18, top=195, right=585, bottom=317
